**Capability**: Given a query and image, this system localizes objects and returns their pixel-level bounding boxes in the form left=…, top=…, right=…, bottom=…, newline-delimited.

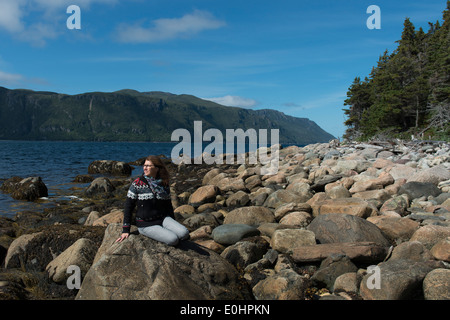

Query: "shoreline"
left=1, top=139, right=449, bottom=300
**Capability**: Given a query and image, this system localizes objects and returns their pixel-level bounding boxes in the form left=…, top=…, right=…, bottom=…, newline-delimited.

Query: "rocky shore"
left=1, top=139, right=449, bottom=300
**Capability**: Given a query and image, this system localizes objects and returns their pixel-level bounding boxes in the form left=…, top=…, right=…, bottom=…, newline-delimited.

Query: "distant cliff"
left=0, top=87, right=334, bottom=144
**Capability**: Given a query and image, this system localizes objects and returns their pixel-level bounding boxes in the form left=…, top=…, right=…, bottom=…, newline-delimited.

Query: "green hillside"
left=0, top=86, right=334, bottom=144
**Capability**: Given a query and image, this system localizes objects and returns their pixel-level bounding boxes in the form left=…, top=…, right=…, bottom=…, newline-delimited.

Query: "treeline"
left=343, top=1, right=449, bottom=141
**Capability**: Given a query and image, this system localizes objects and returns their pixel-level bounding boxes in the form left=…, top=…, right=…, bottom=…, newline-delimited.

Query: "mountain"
left=0, top=86, right=334, bottom=144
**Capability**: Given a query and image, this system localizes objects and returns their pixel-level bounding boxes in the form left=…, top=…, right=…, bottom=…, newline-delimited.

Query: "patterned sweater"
left=122, top=175, right=174, bottom=233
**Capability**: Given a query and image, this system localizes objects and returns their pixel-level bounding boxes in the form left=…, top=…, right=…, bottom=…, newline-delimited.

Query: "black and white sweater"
left=122, top=175, right=174, bottom=233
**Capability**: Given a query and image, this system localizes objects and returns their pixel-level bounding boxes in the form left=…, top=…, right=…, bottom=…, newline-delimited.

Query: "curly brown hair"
left=145, top=155, right=170, bottom=186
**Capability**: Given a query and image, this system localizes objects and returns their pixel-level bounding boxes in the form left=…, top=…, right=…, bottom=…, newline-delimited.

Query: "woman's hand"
left=116, top=233, right=129, bottom=243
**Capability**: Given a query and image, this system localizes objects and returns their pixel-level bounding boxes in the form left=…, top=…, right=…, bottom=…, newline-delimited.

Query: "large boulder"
left=292, top=242, right=389, bottom=264
left=76, top=224, right=252, bottom=300
left=359, top=259, right=436, bottom=300
left=307, top=213, right=390, bottom=246
left=1, top=176, right=48, bottom=201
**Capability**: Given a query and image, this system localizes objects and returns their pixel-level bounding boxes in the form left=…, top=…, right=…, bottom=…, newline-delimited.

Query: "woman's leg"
left=162, top=217, right=190, bottom=241
left=138, top=225, right=180, bottom=246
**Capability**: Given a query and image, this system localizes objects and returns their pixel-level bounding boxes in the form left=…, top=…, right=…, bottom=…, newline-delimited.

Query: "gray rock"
left=211, top=224, right=260, bottom=245
left=225, top=190, right=250, bottom=207
left=292, top=242, right=389, bottom=264
left=408, top=165, right=450, bottom=185
left=252, top=269, right=310, bottom=300
left=183, top=212, right=220, bottom=231
left=389, top=241, right=434, bottom=262
left=311, top=254, right=358, bottom=291
left=398, top=181, right=441, bottom=200
left=359, top=259, right=437, bottom=300
left=220, top=237, right=269, bottom=269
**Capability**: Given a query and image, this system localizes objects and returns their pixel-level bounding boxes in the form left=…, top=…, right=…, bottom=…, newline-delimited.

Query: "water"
left=0, top=140, right=177, bottom=217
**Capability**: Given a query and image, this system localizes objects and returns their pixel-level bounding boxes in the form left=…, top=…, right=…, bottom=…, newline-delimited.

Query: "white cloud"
left=116, top=10, right=225, bottom=43
left=0, top=0, right=117, bottom=45
left=0, top=0, right=25, bottom=33
left=0, top=70, right=23, bottom=84
left=204, top=95, right=258, bottom=109
left=0, top=68, right=49, bottom=87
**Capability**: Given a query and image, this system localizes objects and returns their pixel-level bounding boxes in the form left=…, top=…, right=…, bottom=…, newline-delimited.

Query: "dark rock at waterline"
left=0, top=176, right=48, bottom=201
left=84, top=177, right=116, bottom=198
left=87, top=160, right=132, bottom=176
left=4, top=224, right=104, bottom=272
left=73, top=174, right=94, bottom=183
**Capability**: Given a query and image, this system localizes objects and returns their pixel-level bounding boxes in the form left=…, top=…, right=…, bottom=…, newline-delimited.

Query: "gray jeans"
left=138, top=216, right=189, bottom=246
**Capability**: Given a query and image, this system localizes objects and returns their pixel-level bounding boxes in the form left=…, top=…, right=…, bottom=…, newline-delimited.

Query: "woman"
left=116, top=155, right=189, bottom=246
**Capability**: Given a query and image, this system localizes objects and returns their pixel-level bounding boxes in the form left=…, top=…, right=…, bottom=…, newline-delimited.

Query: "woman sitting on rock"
left=116, top=155, right=189, bottom=246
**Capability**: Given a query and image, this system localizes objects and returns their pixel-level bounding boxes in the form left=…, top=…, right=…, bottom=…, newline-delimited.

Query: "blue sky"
left=0, top=0, right=447, bottom=139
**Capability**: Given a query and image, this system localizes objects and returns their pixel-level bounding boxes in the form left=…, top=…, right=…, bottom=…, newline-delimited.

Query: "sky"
left=0, top=0, right=447, bottom=139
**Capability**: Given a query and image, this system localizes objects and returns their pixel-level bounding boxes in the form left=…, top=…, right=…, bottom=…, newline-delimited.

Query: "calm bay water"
left=0, top=140, right=177, bottom=217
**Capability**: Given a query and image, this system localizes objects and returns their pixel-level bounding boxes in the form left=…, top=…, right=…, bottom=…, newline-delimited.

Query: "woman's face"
left=143, top=160, right=158, bottom=177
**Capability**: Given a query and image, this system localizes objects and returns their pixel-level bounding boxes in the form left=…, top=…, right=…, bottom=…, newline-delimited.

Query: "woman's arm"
left=121, top=180, right=139, bottom=235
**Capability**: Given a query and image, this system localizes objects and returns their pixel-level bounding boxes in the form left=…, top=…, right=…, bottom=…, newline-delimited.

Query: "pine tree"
left=343, top=77, right=371, bottom=139
left=426, top=1, right=450, bottom=136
